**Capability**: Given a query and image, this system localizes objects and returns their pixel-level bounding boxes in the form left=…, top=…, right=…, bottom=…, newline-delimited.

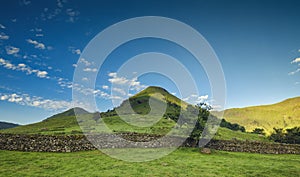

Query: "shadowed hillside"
left=0, top=121, right=19, bottom=130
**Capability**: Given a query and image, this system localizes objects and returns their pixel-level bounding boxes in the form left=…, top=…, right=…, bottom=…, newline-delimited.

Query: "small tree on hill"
left=251, top=128, right=265, bottom=135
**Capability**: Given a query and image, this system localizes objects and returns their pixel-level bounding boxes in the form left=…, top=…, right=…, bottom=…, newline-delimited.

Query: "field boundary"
left=0, top=133, right=299, bottom=154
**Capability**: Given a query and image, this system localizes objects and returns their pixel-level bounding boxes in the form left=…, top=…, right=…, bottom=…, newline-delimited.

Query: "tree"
left=251, top=128, right=265, bottom=135
left=284, top=127, right=300, bottom=144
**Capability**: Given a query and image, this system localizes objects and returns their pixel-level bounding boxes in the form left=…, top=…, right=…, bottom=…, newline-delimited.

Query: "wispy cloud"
left=288, top=68, right=300, bottom=75
left=0, top=24, right=5, bottom=29
left=183, top=94, right=209, bottom=104
left=0, top=32, right=9, bottom=40
left=78, top=58, right=92, bottom=66
left=68, top=46, right=81, bottom=55
left=27, top=39, right=46, bottom=50
left=289, top=57, right=300, bottom=75
left=57, top=0, right=63, bottom=8
left=108, top=72, right=146, bottom=91
left=102, top=85, right=109, bottom=90
left=21, top=0, right=31, bottom=6
left=72, top=49, right=81, bottom=55
left=83, top=67, right=97, bottom=72
left=66, top=9, right=80, bottom=23
left=40, top=1, right=80, bottom=23
left=36, top=71, right=48, bottom=78
left=0, top=58, right=49, bottom=78
left=0, top=92, right=72, bottom=111
left=30, top=28, right=43, bottom=37
left=5, top=46, right=20, bottom=55
left=104, top=72, right=147, bottom=104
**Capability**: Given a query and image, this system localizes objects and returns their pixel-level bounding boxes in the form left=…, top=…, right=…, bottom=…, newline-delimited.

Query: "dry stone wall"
left=0, top=133, right=299, bottom=154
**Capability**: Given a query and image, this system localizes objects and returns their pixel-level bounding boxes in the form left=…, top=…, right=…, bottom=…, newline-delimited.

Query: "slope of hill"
left=222, top=97, right=300, bottom=134
left=0, top=121, right=19, bottom=130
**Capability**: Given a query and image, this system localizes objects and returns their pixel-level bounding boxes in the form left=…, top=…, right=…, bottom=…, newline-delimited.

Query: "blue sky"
left=0, top=0, right=299, bottom=124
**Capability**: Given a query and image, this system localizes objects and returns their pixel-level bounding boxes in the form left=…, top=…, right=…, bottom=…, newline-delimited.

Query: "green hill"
left=0, top=86, right=268, bottom=142
left=131, top=86, right=188, bottom=108
left=221, top=97, right=300, bottom=134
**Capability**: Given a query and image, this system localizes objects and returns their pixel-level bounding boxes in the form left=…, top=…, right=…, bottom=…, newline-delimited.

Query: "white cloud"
left=0, top=33, right=9, bottom=40
left=8, top=93, right=23, bottom=103
left=27, top=39, right=46, bottom=50
left=82, top=77, right=89, bottom=81
left=36, top=34, right=44, bottom=37
left=288, top=68, right=300, bottom=75
left=57, top=0, right=63, bottom=8
left=0, top=24, right=5, bottom=29
left=102, top=85, right=109, bottom=90
left=83, top=67, right=97, bottom=72
left=69, top=46, right=81, bottom=55
left=183, top=94, right=209, bottom=104
left=18, top=63, right=26, bottom=67
left=22, top=0, right=31, bottom=5
left=72, top=49, right=81, bottom=55
left=37, top=71, right=48, bottom=78
left=0, top=58, right=49, bottom=78
left=66, top=9, right=80, bottom=23
left=109, top=77, right=129, bottom=85
left=291, top=57, right=300, bottom=64
left=78, top=58, right=92, bottom=66
left=108, top=72, right=117, bottom=77
left=0, top=92, right=73, bottom=111
left=0, top=95, right=8, bottom=100
left=72, top=64, right=77, bottom=68
left=5, top=46, right=20, bottom=55
left=112, top=88, right=126, bottom=96
left=107, top=72, right=146, bottom=91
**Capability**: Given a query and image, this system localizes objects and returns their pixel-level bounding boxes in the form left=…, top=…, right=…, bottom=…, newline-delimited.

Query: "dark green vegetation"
left=0, top=121, right=19, bottom=130
left=0, top=86, right=268, bottom=142
left=269, top=127, right=300, bottom=144
left=251, top=128, right=266, bottom=135
left=0, top=148, right=299, bottom=177
left=220, top=97, right=300, bottom=134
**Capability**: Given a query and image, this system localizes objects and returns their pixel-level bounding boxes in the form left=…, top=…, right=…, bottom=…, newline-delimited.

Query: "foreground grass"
left=0, top=148, right=299, bottom=176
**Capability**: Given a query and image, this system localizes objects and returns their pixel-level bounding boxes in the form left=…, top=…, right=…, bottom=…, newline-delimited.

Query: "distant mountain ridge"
left=221, top=97, right=300, bottom=134
left=0, top=121, right=19, bottom=130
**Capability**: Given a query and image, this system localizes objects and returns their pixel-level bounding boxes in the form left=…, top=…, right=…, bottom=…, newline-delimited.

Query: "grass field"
left=0, top=148, right=299, bottom=176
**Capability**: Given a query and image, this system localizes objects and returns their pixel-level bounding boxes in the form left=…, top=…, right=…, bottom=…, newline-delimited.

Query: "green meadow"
left=0, top=148, right=299, bottom=177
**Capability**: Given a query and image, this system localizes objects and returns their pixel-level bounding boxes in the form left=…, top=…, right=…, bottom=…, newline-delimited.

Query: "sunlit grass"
left=0, top=148, right=299, bottom=176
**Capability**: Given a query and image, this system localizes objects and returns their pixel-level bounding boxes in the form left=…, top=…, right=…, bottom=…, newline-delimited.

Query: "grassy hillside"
left=131, top=86, right=188, bottom=108
left=1, top=149, right=299, bottom=176
left=0, top=111, right=268, bottom=142
left=0, top=86, right=269, bottom=142
left=222, top=97, right=300, bottom=134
